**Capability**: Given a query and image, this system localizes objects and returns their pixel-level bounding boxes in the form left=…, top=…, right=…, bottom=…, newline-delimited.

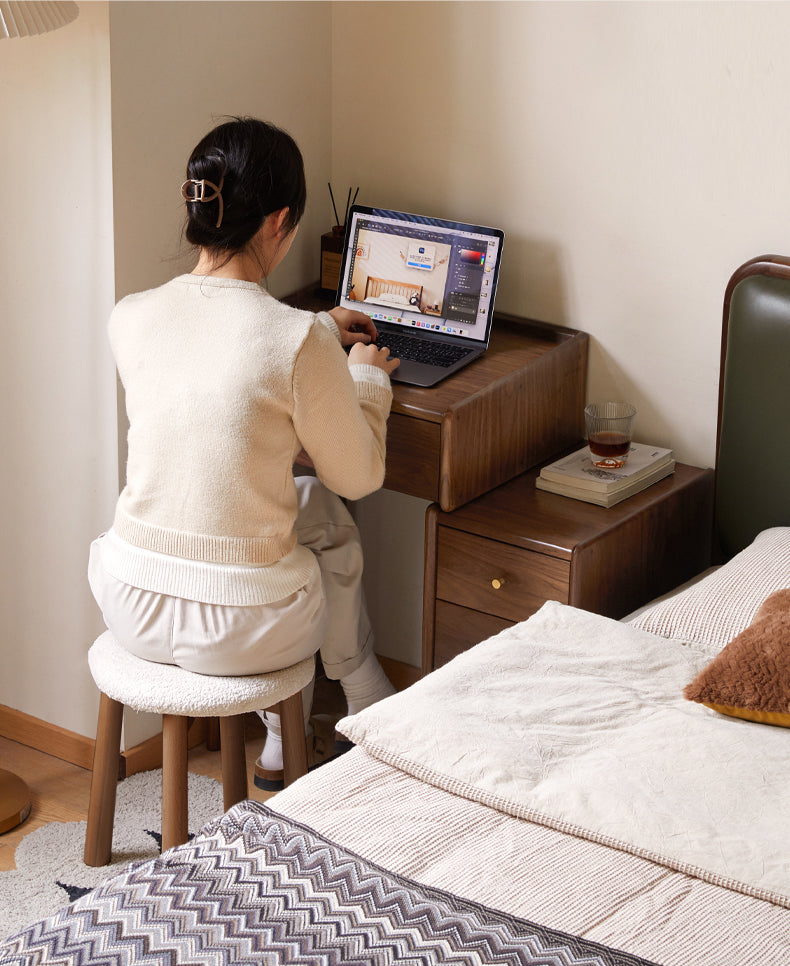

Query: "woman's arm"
left=292, top=322, right=396, bottom=500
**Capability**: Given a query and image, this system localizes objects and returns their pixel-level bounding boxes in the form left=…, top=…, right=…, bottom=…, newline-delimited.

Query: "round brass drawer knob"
left=491, top=577, right=506, bottom=590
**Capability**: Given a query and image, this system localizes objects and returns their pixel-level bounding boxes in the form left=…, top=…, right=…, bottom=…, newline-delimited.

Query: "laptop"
left=335, top=205, right=504, bottom=387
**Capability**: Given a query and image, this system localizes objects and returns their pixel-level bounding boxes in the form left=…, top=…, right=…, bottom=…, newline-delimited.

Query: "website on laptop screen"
left=336, top=206, right=504, bottom=342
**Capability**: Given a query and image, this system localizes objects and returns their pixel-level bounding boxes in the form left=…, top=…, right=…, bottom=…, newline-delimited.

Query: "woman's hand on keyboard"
left=348, top=341, right=401, bottom=375
left=328, top=307, right=378, bottom=346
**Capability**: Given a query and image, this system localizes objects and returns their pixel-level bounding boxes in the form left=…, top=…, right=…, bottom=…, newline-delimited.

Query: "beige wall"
left=0, top=2, right=116, bottom=736
left=332, top=1, right=790, bottom=466
left=109, top=1, right=332, bottom=303
left=334, top=1, right=790, bottom=666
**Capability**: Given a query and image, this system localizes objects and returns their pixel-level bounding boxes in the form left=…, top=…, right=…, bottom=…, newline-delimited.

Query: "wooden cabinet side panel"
left=439, top=335, right=588, bottom=510
left=422, top=506, right=440, bottom=676
left=569, top=469, right=715, bottom=618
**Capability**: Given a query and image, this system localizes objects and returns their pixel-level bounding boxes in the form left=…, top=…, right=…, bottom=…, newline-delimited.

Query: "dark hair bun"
left=183, top=117, right=305, bottom=254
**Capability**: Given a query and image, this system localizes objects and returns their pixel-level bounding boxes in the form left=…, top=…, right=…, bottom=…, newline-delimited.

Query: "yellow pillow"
left=683, top=588, right=790, bottom=727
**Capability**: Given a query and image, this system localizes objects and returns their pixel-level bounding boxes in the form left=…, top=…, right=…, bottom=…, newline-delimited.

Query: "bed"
left=2, top=255, right=790, bottom=964
left=363, top=275, right=423, bottom=311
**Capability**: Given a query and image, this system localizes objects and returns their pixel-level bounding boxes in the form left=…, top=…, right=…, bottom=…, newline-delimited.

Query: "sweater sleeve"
left=292, top=321, right=393, bottom=501
left=315, top=310, right=342, bottom=342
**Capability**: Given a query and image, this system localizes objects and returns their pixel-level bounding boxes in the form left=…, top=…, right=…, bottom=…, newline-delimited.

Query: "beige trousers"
left=88, top=477, right=373, bottom=679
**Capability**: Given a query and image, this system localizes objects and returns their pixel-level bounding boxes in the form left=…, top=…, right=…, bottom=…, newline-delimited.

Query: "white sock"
left=340, top=652, right=395, bottom=716
left=257, top=678, right=314, bottom=772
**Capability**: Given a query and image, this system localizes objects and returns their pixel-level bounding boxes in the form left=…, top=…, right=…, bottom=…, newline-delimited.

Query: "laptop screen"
left=336, top=206, right=504, bottom=344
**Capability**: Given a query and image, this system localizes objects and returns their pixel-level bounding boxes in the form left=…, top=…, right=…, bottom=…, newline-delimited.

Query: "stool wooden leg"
left=280, top=692, right=308, bottom=786
left=219, top=715, right=248, bottom=811
left=84, top=692, right=124, bottom=867
left=206, top=717, right=221, bottom=751
left=162, top=714, right=189, bottom=852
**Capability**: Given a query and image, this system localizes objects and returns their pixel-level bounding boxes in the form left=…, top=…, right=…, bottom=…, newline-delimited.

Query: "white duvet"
left=338, top=601, right=790, bottom=905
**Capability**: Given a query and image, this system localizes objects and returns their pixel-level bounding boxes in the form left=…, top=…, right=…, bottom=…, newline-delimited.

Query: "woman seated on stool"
left=88, top=116, right=399, bottom=789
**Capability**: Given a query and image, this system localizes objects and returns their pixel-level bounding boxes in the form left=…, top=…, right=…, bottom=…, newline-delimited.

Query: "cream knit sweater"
left=105, top=274, right=392, bottom=605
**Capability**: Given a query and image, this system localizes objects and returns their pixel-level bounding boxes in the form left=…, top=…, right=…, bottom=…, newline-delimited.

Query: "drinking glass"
left=584, top=402, right=636, bottom=468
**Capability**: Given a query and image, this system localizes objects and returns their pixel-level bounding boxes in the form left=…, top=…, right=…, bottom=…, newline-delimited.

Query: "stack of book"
left=535, top=443, right=675, bottom=507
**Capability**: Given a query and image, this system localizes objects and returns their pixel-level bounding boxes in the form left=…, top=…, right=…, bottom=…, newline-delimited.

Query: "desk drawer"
left=435, top=527, right=569, bottom=623
left=384, top=413, right=440, bottom=501
left=434, top=601, right=514, bottom=668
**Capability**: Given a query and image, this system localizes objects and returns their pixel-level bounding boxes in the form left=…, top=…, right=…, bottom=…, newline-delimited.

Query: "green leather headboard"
left=716, top=256, right=790, bottom=559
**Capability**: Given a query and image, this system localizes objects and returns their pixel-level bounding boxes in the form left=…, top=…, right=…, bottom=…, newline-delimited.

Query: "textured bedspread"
left=339, top=601, right=790, bottom=906
left=0, top=802, right=658, bottom=966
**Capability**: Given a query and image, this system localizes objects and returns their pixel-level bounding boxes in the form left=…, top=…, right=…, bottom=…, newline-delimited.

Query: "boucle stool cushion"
left=88, top=631, right=314, bottom=716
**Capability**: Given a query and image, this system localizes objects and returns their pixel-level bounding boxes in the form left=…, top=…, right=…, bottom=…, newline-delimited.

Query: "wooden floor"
left=0, top=676, right=347, bottom=873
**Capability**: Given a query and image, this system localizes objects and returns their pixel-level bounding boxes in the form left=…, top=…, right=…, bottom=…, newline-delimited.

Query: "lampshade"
left=0, top=1, right=78, bottom=38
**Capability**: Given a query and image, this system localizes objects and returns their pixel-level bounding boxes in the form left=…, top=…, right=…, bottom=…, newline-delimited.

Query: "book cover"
left=536, top=460, right=676, bottom=507
left=539, top=442, right=674, bottom=493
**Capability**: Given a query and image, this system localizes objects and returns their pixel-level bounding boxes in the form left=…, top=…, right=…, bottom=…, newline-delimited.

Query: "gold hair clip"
left=181, top=175, right=225, bottom=228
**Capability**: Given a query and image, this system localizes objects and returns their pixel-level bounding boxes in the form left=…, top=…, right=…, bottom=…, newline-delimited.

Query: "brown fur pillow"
left=683, top=588, right=790, bottom=727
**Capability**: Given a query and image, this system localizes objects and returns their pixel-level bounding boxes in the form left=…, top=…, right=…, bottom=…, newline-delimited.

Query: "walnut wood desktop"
left=286, top=286, right=589, bottom=511
left=423, top=462, right=715, bottom=673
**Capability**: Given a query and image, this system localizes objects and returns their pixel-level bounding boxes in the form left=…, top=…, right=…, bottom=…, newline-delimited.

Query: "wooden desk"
left=286, top=286, right=589, bottom=510
left=422, top=462, right=715, bottom=673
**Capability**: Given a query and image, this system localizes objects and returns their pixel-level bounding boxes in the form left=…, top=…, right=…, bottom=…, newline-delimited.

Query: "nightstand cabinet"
left=422, top=461, right=715, bottom=673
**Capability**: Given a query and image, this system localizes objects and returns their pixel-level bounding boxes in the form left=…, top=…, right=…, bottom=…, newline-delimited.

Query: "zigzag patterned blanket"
left=0, top=802, right=657, bottom=966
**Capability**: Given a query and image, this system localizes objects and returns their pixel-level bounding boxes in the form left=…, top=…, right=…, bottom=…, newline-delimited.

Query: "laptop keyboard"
left=375, top=332, right=474, bottom=368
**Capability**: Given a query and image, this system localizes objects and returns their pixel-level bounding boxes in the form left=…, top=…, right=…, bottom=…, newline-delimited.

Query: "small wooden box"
left=320, top=227, right=344, bottom=299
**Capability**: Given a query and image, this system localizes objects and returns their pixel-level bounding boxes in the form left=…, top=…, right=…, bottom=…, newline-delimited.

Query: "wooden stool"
left=84, top=631, right=313, bottom=866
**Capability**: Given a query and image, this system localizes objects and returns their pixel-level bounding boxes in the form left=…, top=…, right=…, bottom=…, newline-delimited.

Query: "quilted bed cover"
left=2, top=602, right=789, bottom=964
left=338, top=601, right=790, bottom=906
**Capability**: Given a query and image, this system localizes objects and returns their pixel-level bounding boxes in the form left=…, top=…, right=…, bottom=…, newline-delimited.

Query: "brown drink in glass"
left=584, top=403, right=636, bottom=468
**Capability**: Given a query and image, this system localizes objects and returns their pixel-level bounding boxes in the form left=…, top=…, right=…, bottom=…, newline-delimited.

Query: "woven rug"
left=0, top=769, right=223, bottom=940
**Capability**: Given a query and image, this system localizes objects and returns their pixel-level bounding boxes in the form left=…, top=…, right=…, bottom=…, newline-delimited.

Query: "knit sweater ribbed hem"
left=112, top=506, right=296, bottom=566
left=101, top=527, right=317, bottom=606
